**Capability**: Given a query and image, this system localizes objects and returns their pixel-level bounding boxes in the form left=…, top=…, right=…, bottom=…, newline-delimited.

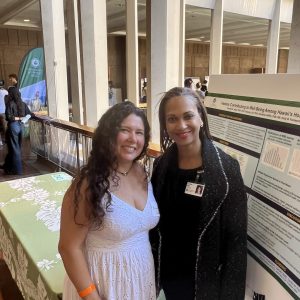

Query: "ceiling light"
left=224, top=41, right=236, bottom=44
left=24, top=19, right=30, bottom=22
left=239, top=43, right=250, bottom=45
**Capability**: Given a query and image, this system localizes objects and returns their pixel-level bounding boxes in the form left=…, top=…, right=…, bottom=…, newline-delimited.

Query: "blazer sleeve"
left=149, top=156, right=162, bottom=279
left=150, top=157, right=160, bottom=224
left=220, top=158, right=248, bottom=300
left=24, top=102, right=32, bottom=115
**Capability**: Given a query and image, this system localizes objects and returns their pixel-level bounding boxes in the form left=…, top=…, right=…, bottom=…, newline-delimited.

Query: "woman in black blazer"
left=151, top=87, right=247, bottom=300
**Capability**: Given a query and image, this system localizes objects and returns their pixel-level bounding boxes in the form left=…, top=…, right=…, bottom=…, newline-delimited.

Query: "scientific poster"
left=205, top=93, right=300, bottom=299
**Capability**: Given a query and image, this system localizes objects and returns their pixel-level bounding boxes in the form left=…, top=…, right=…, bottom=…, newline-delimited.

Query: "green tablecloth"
left=0, top=172, right=72, bottom=300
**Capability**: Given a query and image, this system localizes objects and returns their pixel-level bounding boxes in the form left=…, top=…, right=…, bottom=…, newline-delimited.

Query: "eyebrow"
left=166, top=111, right=195, bottom=116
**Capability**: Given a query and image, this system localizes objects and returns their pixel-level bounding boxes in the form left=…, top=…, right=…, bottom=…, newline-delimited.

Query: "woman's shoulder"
left=65, top=175, right=90, bottom=200
left=215, top=148, right=242, bottom=179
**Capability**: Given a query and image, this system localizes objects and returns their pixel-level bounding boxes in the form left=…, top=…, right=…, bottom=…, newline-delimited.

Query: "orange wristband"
left=78, top=284, right=96, bottom=298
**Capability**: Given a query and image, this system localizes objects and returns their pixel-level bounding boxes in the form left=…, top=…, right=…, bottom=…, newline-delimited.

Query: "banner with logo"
left=18, top=47, right=46, bottom=112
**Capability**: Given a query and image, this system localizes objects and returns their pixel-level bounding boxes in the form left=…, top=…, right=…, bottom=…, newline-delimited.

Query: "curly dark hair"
left=158, top=87, right=211, bottom=152
left=74, top=101, right=150, bottom=228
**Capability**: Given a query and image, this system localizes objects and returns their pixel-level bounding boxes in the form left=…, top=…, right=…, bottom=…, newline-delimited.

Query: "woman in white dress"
left=59, top=101, right=160, bottom=300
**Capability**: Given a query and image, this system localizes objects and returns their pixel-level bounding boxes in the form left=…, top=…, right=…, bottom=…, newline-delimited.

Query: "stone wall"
left=139, top=39, right=288, bottom=83
left=0, top=29, right=289, bottom=99
left=0, top=29, right=43, bottom=86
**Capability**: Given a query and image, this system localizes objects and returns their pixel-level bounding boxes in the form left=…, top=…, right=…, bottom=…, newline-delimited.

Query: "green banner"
left=18, top=47, right=47, bottom=111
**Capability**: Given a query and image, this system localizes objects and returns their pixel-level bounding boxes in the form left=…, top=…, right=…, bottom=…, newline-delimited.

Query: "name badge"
left=185, top=182, right=205, bottom=197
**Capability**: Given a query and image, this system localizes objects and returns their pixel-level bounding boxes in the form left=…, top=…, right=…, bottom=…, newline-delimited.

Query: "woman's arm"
left=24, top=102, right=32, bottom=115
left=220, top=159, right=248, bottom=300
left=59, top=179, right=102, bottom=300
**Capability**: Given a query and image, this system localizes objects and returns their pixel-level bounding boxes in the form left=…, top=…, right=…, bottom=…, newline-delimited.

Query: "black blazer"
left=5, top=100, right=31, bottom=122
left=151, top=138, right=248, bottom=300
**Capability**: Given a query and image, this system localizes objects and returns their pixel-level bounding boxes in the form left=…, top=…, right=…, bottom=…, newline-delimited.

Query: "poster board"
left=206, top=74, right=300, bottom=300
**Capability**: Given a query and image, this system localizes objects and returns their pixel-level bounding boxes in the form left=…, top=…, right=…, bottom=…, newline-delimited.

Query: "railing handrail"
left=31, top=113, right=162, bottom=158
left=31, top=114, right=95, bottom=137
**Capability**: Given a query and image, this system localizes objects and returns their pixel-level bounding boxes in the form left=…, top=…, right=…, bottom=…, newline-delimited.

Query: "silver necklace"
left=116, top=164, right=133, bottom=176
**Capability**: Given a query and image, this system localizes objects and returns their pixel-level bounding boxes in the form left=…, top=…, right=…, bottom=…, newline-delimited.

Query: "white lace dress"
left=63, top=183, right=160, bottom=300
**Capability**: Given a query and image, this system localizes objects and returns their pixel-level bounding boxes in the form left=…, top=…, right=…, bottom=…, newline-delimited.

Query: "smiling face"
left=165, top=96, right=203, bottom=150
left=115, top=113, right=145, bottom=165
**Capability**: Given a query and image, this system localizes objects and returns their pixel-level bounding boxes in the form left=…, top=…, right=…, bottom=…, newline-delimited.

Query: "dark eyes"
left=167, top=116, right=176, bottom=123
left=167, top=114, right=195, bottom=123
left=184, top=114, right=194, bottom=120
left=119, top=128, right=144, bottom=135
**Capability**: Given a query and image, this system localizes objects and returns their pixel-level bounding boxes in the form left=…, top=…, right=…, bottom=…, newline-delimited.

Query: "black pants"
left=4, top=121, right=23, bottom=174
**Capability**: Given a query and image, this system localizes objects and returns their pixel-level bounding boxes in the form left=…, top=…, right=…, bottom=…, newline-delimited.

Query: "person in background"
left=184, top=78, right=193, bottom=89
left=0, top=80, right=8, bottom=146
left=1, top=87, right=31, bottom=175
left=30, top=90, right=42, bottom=112
left=8, top=73, right=18, bottom=88
left=59, top=101, right=159, bottom=300
left=195, top=82, right=205, bottom=103
left=200, top=79, right=208, bottom=96
left=151, top=87, right=247, bottom=300
left=108, top=80, right=114, bottom=106
left=141, top=81, right=147, bottom=103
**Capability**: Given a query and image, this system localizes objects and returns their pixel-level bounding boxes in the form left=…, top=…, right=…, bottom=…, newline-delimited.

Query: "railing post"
left=75, top=132, right=80, bottom=174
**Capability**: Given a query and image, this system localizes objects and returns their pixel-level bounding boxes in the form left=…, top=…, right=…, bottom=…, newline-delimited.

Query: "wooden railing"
left=29, top=114, right=161, bottom=176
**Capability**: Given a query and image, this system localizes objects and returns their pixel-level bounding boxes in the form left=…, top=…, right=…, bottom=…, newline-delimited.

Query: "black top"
left=160, top=167, right=204, bottom=281
left=5, top=101, right=31, bottom=122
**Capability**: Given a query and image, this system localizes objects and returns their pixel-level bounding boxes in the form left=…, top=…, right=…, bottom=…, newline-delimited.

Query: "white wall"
left=208, top=73, right=300, bottom=101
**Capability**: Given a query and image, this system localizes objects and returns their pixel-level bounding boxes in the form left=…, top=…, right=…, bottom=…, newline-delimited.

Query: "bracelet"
left=78, top=283, right=96, bottom=298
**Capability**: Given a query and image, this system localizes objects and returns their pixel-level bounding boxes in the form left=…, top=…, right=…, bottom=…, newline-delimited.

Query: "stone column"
left=80, top=0, right=109, bottom=127
left=179, top=0, right=186, bottom=86
left=40, top=0, right=69, bottom=120
left=146, top=0, right=183, bottom=144
left=287, top=0, right=300, bottom=73
left=66, top=0, right=84, bottom=124
left=266, top=0, right=281, bottom=74
left=209, top=0, right=223, bottom=75
left=126, top=0, right=139, bottom=105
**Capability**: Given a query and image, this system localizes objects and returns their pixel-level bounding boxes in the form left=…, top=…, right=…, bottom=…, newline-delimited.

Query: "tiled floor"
left=0, top=138, right=58, bottom=300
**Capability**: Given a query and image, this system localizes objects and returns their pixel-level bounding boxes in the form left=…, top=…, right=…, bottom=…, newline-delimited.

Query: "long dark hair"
left=158, top=87, right=211, bottom=152
left=8, top=87, right=25, bottom=116
left=74, top=101, right=150, bottom=228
